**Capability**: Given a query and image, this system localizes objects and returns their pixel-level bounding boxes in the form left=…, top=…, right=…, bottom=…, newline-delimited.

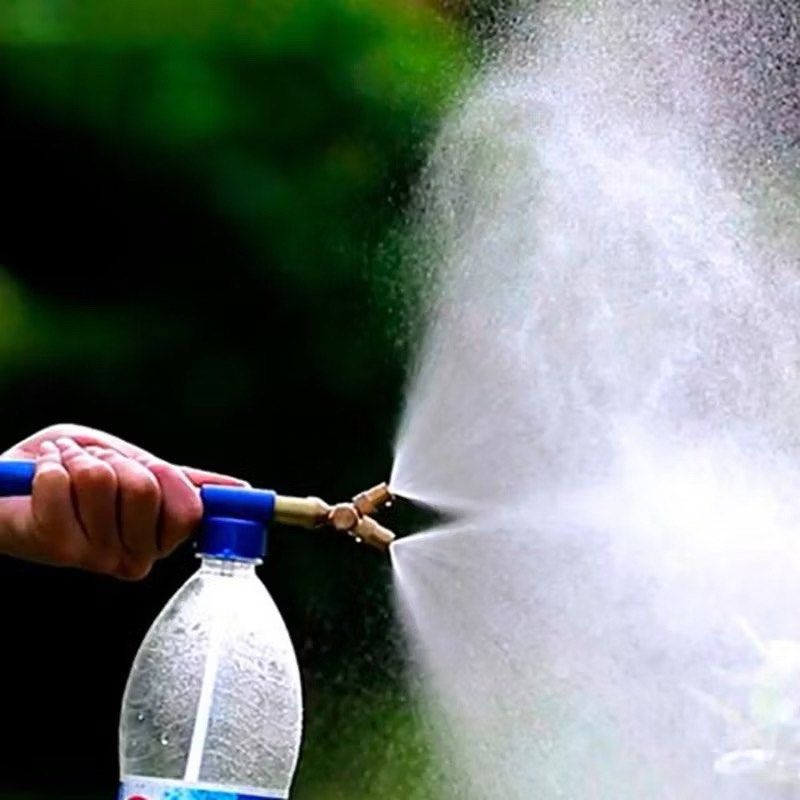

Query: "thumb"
left=180, top=466, right=250, bottom=488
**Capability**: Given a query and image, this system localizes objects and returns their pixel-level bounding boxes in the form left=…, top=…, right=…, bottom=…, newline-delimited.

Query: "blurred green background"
left=0, top=2, right=474, bottom=797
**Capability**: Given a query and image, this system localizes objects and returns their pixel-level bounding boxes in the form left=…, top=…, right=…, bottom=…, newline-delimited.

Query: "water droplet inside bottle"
left=160, top=734, right=170, bottom=746
left=136, top=712, right=145, bottom=722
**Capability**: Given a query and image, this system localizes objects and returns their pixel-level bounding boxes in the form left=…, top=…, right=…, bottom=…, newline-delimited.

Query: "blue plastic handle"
left=0, top=459, right=276, bottom=524
left=0, top=459, right=274, bottom=560
left=0, top=460, right=35, bottom=497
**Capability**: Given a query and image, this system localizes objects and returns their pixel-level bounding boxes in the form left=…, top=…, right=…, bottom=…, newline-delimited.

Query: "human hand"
left=0, top=423, right=247, bottom=579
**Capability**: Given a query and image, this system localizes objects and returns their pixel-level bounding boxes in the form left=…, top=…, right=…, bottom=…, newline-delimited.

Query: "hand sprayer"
left=0, top=458, right=395, bottom=800
left=0, top=459, right=396, bottom=550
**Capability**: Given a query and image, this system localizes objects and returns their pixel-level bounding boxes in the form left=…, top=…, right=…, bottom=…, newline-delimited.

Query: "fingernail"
left=39, top=440, right=57, bottom=453
left=55, top=437, right=74, bottom=449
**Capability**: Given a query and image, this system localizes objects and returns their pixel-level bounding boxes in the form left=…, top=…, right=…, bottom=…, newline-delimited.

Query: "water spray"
left=0, top=460, right=397, bottom=551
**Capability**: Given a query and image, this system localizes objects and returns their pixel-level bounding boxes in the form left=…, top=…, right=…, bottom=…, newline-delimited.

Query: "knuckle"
left=123, top=472, right=160, bottom=504
left=32, top=464, right=67, bottom=490
left=76, top=462, right=116, bottom=491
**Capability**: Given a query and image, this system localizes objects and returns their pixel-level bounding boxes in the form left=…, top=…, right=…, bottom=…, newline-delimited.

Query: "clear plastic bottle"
left=119, top=487, right=303, bottom=800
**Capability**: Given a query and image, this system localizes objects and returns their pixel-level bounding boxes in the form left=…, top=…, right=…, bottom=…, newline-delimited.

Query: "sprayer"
left=0, top=459, right=395, bottom=800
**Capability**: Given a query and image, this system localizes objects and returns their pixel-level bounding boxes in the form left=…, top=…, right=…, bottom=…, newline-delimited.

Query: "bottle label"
left=119, top=776, right=285, bottom=800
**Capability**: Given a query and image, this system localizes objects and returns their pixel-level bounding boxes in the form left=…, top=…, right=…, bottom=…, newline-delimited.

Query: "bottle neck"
left=198, top=555, right=260, bottom=576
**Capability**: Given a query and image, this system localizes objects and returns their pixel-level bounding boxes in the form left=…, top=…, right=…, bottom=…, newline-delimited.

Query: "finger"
left=136, top=455, right=202, bottom=556
left=7, top=424, right=153, bottom=461
left=55, top=437, right=119, bottom=571
left=69, top=426, right=153, bottom=460
left=89, top=448, right=161, bottom=564
left=29, top=441, right=89, bottom=567
left=181, top=466, right=250, bottom=487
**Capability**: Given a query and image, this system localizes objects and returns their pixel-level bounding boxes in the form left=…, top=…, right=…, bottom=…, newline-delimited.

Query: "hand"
left=0, top=423, right=247, bottom=580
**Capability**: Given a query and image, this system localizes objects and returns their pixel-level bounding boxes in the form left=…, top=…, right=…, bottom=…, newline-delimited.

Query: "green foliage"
left=0, top=0, right=469, bottom=432
left=295, top=682, right=450, bottom=800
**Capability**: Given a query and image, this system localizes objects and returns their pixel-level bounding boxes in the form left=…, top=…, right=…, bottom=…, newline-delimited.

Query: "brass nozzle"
left=352, top=515, right=396, bottom=549
left=326, top=502, right=396, bottom=550
left=273, top=483, right=396, bottom=552
left=274, top=495, right=332, bottom=528
left=352, top=482, right=393, bottom=517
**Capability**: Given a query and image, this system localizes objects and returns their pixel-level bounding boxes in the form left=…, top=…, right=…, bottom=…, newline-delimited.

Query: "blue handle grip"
left=0, top=460, right=276, bottom=524
left=0, top=459, right=273, bottom=560
left=0, top=460, right=35, bottom=497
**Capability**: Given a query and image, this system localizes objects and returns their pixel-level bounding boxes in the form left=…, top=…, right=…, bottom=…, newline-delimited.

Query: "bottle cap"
left=198, top=486, right=276, bottom=561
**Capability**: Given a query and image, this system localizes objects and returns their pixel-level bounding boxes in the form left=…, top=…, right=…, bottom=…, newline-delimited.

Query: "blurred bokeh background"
left=0, top=2, right=476, bottom=797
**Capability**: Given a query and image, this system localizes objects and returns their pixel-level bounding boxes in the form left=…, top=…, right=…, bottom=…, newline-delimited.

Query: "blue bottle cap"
left=197, top=486, right=276, bottom=561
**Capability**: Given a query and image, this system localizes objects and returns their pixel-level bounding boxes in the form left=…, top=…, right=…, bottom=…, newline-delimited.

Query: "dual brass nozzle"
left=274, top=482, right=395, bottom=551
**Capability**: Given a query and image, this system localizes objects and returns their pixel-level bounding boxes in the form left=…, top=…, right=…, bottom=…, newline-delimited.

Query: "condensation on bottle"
left=118, top=556, right=303, bottom=800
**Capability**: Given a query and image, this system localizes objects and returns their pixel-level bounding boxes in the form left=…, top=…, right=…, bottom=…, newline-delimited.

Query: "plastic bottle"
left=118, top=485, right=303, bottom=800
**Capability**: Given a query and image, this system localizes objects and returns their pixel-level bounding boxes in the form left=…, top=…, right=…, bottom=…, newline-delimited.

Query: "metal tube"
left=274, top=495, right=332, bottom=528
